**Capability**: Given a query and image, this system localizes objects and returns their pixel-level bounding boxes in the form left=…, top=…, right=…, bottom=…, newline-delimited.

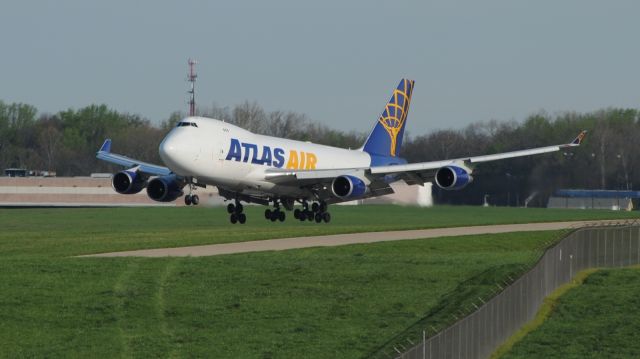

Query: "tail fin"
left=362, top=79, right=415, bottom=158
left=99, top=139, right=112, bottom=153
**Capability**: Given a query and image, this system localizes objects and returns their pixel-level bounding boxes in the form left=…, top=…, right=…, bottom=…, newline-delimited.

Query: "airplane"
left=97, top=79, right=587, bottom=224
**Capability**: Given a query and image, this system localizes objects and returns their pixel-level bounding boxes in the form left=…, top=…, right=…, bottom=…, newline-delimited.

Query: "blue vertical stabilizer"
left=362, top=79, right=414, bottom=165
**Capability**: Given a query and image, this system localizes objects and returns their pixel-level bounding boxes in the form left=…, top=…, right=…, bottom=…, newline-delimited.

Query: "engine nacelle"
left=112, top=170, right=147, bottom=194
left=434, top=165, right=474, bottom=190
left=331, top=175, right=368, bottom=199
left=146, top=175, right=184, bottom=202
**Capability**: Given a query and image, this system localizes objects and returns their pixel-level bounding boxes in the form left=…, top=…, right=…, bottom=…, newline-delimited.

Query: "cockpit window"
left=176, top=122, right=198, bottom=127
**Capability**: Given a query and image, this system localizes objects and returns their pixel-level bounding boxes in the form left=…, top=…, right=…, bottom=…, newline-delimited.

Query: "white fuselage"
left=159, top=117, right=371, bottom=197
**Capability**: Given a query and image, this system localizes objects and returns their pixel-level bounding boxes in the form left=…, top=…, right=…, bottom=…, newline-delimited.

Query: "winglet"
left=570, top=130, right=587, bottom=146
left=99, top=139, right=112, bottom=153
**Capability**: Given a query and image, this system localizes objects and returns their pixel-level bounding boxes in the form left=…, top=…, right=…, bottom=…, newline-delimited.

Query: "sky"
left=1, top=0, right=639, bottom=135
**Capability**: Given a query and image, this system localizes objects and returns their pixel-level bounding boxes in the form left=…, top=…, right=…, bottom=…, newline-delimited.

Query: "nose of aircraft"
left=159, top=130, right=201, bottom=175
left=159, top=133, right=182, bottom=169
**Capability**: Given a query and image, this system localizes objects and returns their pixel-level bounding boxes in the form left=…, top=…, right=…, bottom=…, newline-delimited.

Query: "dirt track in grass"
left=82, top=220, right=616, bottom=258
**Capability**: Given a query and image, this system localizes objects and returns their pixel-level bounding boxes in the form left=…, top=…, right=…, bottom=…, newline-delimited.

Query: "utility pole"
left=187, top=59, right=197, bottom=116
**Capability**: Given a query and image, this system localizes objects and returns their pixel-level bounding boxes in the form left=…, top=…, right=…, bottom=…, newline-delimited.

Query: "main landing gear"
left=227, top=200, right=246, bottom=224
left=293, top=201, right=331, bottom=223
left=264, top=206, right=285, bottom=222
left=226, top=198, right=330, bottom=225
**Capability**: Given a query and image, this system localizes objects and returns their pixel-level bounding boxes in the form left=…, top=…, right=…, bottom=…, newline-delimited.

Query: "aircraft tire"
left=319, top=202, right=327, bottom=213
left=278, top=211, right=285, bottom=222
left=322, top=212, right=331, bottom=223
left=227, top=203, right=235, bottom=214
left=293, top=209, right=301, bottom=219
left=238, top=213, right=247, bottom=224
left=236, top=203, right=244, bottom=213
left=311, top=202, right=319, bottom=213
left=265, top=209, right=272, bottom=219
left=184, top=195, right=192, bottom=206
left=191, top=195, right=199, bottom=205
left=314, top=213, right=322, bottom=223
left=230, top=213, right=238, bottom=224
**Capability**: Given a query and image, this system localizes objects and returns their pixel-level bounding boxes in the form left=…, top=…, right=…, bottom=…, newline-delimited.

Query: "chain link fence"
left=397, top=221, right=640, bottom=359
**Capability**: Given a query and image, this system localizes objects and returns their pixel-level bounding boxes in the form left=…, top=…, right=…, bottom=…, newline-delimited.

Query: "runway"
left=81, top=220, right=619, bottom=258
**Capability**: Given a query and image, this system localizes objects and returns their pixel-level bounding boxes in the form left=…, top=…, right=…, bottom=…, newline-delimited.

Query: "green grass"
left=0, top=205, right=636, bottom=258
left=500, top=268, right=640, bottom=359
left=491, top=268, right=598, bottom=359
left=0, top=231, right=556, bottom=358
left=0, top=205, right=636, bottom=358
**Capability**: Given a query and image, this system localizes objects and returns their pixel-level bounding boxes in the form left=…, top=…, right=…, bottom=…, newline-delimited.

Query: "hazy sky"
left=1, top=1, right=638, bottom=135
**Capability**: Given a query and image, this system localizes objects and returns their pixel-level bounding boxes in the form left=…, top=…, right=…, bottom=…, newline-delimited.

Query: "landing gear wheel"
left=191, top=194, right=199, bottom=205
left=238, top=213, right=246, bottom=224
left=311, top=202, right=319, bottom=213
left=314, top=213, right=322, bottom=223
left=184, top=195, right=192, bottom=206
left=278, top=211, right=285, bottom=222
left=293, top=208, right=301, bottom=219
left=265, top=209, right=272, bottom=219
left=230, top=213, right=238, bottom=224
left=236, top=203, right=244, bottom=213
left=270, top=211, right=278, bottom=222
left=227, top=203, right=235, bottom=214
left=322, top=212, right=331, bottom=223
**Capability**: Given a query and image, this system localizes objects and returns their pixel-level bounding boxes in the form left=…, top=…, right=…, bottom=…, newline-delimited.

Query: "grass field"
left=0, top=205, right=637, bottom=358
left=1, top=205, right=637, bottom=257
left=501, top=268, right=640, bottom=358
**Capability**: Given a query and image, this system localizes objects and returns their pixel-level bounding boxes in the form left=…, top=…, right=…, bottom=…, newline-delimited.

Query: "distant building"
left=4, top=168, right=28, bottom=177
left=3, top=169, right=56, bottom=177
left=548, top=189, right=639, bottom=210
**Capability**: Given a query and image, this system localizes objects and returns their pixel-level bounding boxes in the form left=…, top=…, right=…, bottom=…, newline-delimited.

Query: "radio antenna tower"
left=187, top=59, right=198, bottom=116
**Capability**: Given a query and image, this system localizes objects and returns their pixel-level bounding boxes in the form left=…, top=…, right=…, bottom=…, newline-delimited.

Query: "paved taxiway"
left=82, top=220, right=622, bottom=258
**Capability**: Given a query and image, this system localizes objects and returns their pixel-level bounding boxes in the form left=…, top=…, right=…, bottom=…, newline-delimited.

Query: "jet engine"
left=146, top=175, right=184, bottom=202
left=112, top=170, right=147, bottom=194
left=434, top=165, right=474, bottom=190
left=331, top=175, right=368, bottom=199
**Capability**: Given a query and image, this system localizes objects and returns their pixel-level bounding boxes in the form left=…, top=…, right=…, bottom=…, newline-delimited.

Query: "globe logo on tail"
left=378, top=79, right=414, bottom=156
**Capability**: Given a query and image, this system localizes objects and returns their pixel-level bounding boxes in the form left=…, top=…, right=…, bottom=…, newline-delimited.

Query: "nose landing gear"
left=184, top=194, right=199, bottom=206
left=184, top=182, right=199, bottom=206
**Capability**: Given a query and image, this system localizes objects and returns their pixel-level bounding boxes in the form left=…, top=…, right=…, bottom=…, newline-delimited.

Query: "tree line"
left=1, top=99, right=638, bottom=206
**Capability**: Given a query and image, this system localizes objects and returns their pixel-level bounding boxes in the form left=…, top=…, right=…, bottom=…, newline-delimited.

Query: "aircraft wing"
left=264, top=130, right=587, bottom=187
left=264, top=167, right=395, bottom=203
left=264, top=168, right=368, bottom=183
left=96, top=139, right=172, bottom=176
left=370, top=130, right=587, bottom=183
